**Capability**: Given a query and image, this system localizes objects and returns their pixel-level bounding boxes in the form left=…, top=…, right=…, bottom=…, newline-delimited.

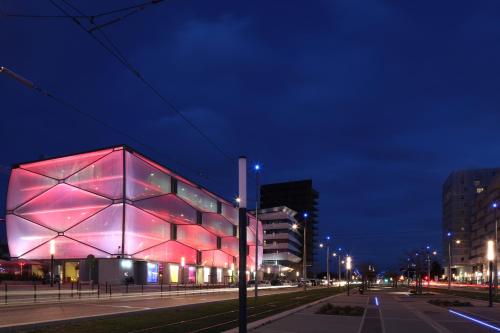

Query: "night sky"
left=2, top=1, right=500, bottom=271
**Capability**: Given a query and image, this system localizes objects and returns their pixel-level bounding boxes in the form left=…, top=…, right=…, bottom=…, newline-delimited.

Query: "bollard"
left=160, top=282, right=163, bottom=297
left=109, top=284, right=112, bottom=298
left=58, top=282, right=61, bottom=301
left=4, top=283, right=7, bottom=304
left=141, top=284, right=144, bottom=295
left=71, top=282, right=74, bottom=297
left=105, top=281, right=108, bottom=293
left=98, top=283, right=100, bottom=299
left=33, top=283, right=37, bottom=303
left=126, top=283, right=129, bottom=294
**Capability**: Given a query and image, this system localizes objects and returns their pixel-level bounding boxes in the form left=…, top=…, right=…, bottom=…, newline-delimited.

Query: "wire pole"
left=238, top=157, right=248, bottom=333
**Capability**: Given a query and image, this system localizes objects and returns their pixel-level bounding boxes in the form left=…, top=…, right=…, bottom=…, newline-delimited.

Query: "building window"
left=476, top=187, right=484, bottom=194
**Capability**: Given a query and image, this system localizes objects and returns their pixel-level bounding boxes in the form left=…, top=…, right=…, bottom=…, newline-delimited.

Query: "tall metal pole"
left=427, top=252, right=431, bottom=288
left=489, top=260, right=494, bottom=307
left=448, top=239, right=451, bottom=290
left=326, top=245, right=330, bottom=287
left=338, top=256, right=341, bottom=285
left=238, top=157, right=248, bottom=333
left=50, top=254, right=54, bottom=287
left=495, top=207, right=498, bottom=295
left=254, top=168, right=259, bottom=299
left=302, top=213, right=308, bottom=291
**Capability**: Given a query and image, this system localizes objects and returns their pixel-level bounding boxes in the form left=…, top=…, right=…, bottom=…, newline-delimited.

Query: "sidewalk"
left=251, top=287, right=500, bottom=333
left=253, top=293, right=368, bottom=333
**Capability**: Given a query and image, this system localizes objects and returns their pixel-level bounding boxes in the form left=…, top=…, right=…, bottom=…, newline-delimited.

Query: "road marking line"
left=449, top=309, right=500, bottom=332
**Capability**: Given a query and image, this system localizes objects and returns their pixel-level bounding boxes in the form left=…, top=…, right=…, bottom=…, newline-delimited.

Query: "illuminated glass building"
left=5, top=146, right=262, bottom=284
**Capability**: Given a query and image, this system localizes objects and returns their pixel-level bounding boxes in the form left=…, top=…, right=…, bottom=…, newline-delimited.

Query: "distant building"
left=442, top=168, right=500, bottom=280
left=250, top=206, right=302, bottom=279
left=260, top=180, right=318, bottom=276
left=470, top=175, right=500, bottom=283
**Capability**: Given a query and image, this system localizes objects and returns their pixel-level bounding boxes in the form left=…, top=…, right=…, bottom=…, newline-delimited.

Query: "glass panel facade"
left=66, top=150, right=123, bottom=199
left=125, top=152, right=171, bottom=201
left=221, top=203, right=238, bottom=225
left=20, top=149, right=112, bottom=180
left=65, top=204, right=123, bottom=254
left=14, top=184, right=111, bottom=232
left=221, top=236, right=239, bottom=257
left=6, top=215, right=57, bottom=257
left=177, top=181, right=217, bottom=212
left=21, top=236, right=109, bottom=259
left=132, top=241, right=197, bottom=264
left=7, top=168, right=57, bottom=210
left=202, top=213, right=234, bottom=237
left=133, top=194, right=196, bottom=225
left=176, top=225, right=217, bottom=251
left=125, top=204, right=170, bottom=254
left=201, top=250, right=232, bottom=268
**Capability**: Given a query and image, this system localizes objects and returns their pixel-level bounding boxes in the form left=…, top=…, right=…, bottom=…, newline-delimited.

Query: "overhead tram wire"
left=0, top=66, right=210, bottom=181
left=0, top=0, right=164, bottom=20
left=50, top=0, right=235, bottom=163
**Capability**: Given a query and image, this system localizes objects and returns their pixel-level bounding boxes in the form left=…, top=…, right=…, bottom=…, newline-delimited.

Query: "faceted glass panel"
left=221, top=236, right=239, bottom=257
left=7, top=169, right=58, bottom=210
left=221, top=203, right=238, bottom=226
left=67, top=151, right=123, bottom=199
left=65, top=204, right=123, bottom=254
left=133, top=241, right=197, bottom=264
left=20, top=149, right=112, bottom=180
left=125, top=152, right=171, bottom=201
left=247, top=227, right=256, bottom=246
left=177, top=181, right=217, bottom=213
left=15, top=184, right=112, bottom=231
left=202, top=213, right=234, bottom=237
left=201, top=250, right=233, bottom=268
left=125, top=204, right=170, bottom=255
left=176, top=225, right=217, bottom=251
left=6, top=214, right=57, bottom=257
left=133, top=194, right=196, bottom=225
left=21, top=236, right=109, bottom=259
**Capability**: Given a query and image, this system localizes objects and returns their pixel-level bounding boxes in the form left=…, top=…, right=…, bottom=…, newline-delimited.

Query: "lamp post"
left=346, top=256, right=352, bottom=296
left=332, top=252, right=341, bottom=286
left=319, top=237, right=332, bottom=287
left=180, top=257, right=185, bottom=285
left=254, top=163, right=261, bottom=299
left=303, top=212, right=308, bottom=291
left=493, top=202, right=498, bottom=295
left=447, top=232, right=452, bottom=290
left=487, top=240, right=495, bottom=307
left=49, top=239, right=55, bottom=287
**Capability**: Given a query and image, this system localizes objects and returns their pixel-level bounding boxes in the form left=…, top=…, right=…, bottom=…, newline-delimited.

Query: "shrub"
left=316, top=303, right=364, bottom=316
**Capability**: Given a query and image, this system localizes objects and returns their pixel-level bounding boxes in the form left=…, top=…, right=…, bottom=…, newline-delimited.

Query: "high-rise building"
left=442, top=168, right=500, bottom=279
left=470, top=175, right=500, bottom=283
left=260, top=180, right=318, bottom=276
left=250, top=206, right=302, bottom=279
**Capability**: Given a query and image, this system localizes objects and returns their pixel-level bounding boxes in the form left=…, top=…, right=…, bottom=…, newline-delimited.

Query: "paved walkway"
left=253, top=287, right=500, bottom=333
left=0, top=286, right=296, bottom=329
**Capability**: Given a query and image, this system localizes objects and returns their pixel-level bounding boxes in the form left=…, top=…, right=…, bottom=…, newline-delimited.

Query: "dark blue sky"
left=2, top=0, right=500, bottom=270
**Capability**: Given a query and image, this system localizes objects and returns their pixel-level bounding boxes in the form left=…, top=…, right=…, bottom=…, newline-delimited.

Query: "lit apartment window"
left=476, top=187, right=484, bottom=194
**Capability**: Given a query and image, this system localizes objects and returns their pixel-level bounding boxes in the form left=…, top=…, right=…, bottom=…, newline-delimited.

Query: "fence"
left=0, top=281, right=244, bottom=305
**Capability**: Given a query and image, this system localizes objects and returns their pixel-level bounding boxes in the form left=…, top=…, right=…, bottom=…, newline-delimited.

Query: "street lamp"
left=447, top=232, right=452, bottom=290
left=487, top=240, right=495, bottom=307
left=49, top=239, right=55, bottom=287
left=180, top=256, right=185, bottom=284
left=492, top=202, right=499, bottom=294
left=253, top=163, right=261, bottom=299
left=302, top=212, right=308, bottom=291
left=346, top=256, right=352, bottom=296
left=319, top=237, right=332, bottom=287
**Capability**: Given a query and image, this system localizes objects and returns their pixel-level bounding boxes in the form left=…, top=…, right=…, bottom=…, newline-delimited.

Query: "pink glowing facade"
left=6, top=146, right=262, bottom=279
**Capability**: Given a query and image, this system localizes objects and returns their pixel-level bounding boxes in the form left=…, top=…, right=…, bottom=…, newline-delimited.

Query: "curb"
left=222, top=292, right=345, bottom=333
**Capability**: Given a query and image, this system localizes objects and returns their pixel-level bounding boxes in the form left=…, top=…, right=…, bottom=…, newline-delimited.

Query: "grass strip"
left=13, top=287, right=346, bottom=333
